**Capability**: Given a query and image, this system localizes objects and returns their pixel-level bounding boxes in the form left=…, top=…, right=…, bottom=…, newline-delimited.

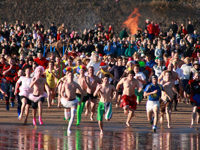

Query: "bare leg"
left=19, top=98, right=26, bottom=120
left=51, top=90, right=55, bottom=105
left=191, top=106, right=197, bottom=128
left=38, top=101, right=43, bottom=125
left=153, top=106, right=158, bottom=127
left=47, top=90, right=51, bottom=108
left=32, top=108, right=37, bottom=126
left=24, top=104, right=30, bottom=125
left=147, top=111, right=153, bottom=123
left=116, top=94, right=121, bottom=108
left=123, top=106, right=129, bottom=115
left=160, top=112, right=164, bottom=126
left=166, top=106, right=171, bottom=128
left=197, top=112, right=200, bottom=125
left=98, top=121, right=103, bottom=135
left=90, top=100, right=96, bottom=121
left=126, top=109, right=134, bottom=127
left=85, top=101, right=89, bottom=116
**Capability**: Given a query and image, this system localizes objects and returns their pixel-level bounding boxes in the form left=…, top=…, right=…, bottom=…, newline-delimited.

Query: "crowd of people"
left=0, top=19, right=200, bottom=135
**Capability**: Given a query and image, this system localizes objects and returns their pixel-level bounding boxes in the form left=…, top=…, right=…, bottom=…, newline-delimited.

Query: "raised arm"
left=93, top=84, right=102, bottom=97
left=158, top=72, right=164, bottom=83
left=3, top=65, right=13, bottom=75
left=30, top=77, right=38, bottom=88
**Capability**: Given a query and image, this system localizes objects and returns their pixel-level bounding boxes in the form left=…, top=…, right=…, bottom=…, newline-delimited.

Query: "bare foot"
left=90, top=115, right=94, bottom=121
left=18, top=114, right=22, bottom=120
left=67, top=130, right=71, bottom=136
left=126, top=122, right=130, bottom=127
left=190, top=124, right=194, bottom=128
left=167, top=124, right=171, bottom=128
left=23, top=118, right=27, bottom=125
left=100, top=130, right=103, bottom=135
left=115, top=103, right=118, bottom=108
left=85, top=110, right=88, bottom=116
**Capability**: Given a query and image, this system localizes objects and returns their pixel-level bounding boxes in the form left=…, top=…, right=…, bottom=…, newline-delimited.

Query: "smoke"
left=123, top=8, right=141, bottom=35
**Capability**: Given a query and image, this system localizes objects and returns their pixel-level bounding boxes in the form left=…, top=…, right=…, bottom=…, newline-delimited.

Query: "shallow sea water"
left=0, top=125, right=200, bottom=150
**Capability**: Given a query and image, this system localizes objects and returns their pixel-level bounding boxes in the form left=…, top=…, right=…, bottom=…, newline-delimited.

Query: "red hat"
left=128, top=57, right=133, bottom=62
left=100, top=62, right=107, bottom=66
left=99, top=53, right=103, bottom=57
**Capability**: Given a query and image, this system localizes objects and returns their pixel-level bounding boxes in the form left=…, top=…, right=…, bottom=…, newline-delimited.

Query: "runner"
left=29, top=66, right=50, bottom=126
left=109, top=57, right=126, bottom=107
left=76, top=65, right=89, bottom=126
left=187, top=72, right=200, bottom=128
left=14, top=65, right=32, bottom=124
left=94, top=74, right=117, bottom=135
left=3, top=57, right=19, bottom=110
left=160, top=71, right=179, bottom=129
left=116, top=70, right=141, bottom=127
left=45, top=61, right=57, bottom=107
left=60, top=68, right=83, bottom=135
left=144, top=75, right=163, bottom=132
left=85, top=66, right=101, bottom=121
left=133, top=64, right=146, bottom=104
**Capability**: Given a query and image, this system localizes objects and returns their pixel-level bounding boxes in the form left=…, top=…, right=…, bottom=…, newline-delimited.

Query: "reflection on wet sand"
left=0, top=127, right=200, bottom=149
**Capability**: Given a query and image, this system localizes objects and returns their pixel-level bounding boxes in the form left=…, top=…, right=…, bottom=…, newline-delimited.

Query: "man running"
left=94, top=74, right=117, bottom=135
left=60, top=68, right=83, bottom=135
left=85, top=66, right=101, bottom=121
left=144, top=75, right=163, bottom=132
left=116, top=70, right=141, bottom=127
left=160, top=71, right=179, bottom=129
left=76, top=65, right=90, bottom=126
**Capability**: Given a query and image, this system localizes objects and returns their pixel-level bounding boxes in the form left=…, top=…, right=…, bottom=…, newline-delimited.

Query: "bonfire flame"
left=123, top=8, right=141, bottom=35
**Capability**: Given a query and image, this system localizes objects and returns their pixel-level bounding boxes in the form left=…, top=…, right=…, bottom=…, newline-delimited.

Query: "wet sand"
left=0, top=100, right=199, bottom=149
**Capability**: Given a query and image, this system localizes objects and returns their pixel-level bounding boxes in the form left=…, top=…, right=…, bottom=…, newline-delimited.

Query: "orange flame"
left=123, top=8, right=141, bottom=35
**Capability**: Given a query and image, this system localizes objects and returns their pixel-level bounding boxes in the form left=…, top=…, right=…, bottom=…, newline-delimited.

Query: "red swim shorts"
left=120, top=95, right=137, bottom=110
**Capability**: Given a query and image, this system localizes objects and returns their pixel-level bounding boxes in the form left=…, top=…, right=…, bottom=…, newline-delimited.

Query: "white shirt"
left=173, top=67, right=184, bottom=84
left=17, top=76, right=33, bottom=96
left=134, top=72, right=146, bottom=88
left=180, top=64, right=192, bottom=80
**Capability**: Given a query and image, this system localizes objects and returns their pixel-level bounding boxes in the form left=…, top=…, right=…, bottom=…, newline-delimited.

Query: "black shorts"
left=76, top=93, right=89, bottom=102
left=87, top=93, right=97, bottom=100
left=118, top=90, right=123, bottom=95
left=20, top=96, right=32, bottom=105
left=31, top=97, right=45, bottom=109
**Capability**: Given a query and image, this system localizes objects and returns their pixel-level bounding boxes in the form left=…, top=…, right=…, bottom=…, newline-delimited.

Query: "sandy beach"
left=0, top=100, right=199, bottom=149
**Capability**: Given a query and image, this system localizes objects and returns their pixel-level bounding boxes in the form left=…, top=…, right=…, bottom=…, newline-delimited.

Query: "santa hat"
left=100, top=62, right=107, bottom=68
left=127, top=57, right=134, bottom=65
left=99, top=53, right=103, bottom=57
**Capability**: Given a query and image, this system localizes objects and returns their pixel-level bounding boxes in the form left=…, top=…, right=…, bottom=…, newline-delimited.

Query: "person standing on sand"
left=60, top=68, right=83, bottom=135
left=116, top=70, right=141, bottom=127
left=94, top=74, right=117, bottom=135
